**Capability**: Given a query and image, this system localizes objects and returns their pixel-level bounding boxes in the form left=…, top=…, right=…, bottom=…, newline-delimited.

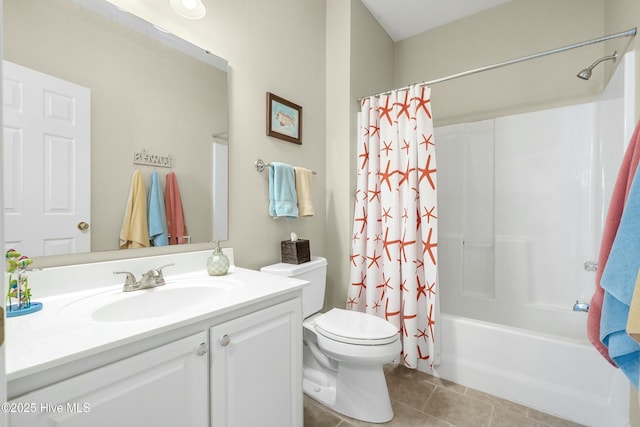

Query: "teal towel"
left=269, top=162, right=298, bottom=218
left=147, top=171, right=169, bottom=246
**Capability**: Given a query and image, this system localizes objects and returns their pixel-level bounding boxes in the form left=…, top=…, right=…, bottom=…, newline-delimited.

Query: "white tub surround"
left=6, top=249, right=308, bottom=427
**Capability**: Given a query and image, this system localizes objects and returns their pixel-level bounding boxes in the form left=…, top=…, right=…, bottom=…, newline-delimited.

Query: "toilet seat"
left=314, top=308, right=399, bottom=345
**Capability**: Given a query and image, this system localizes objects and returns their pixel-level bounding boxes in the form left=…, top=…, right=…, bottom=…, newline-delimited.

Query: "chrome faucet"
left=572, top=301, right=590, bottom=313
left=114, top=263, right=175, bottom=292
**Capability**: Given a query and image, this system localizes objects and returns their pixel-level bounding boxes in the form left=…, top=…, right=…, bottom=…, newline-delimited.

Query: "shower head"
left=577, top=51, right=617, bottom=80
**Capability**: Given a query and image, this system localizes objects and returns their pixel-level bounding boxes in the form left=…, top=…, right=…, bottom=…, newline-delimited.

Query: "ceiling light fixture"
left=170, top=0, right=206, bottom=20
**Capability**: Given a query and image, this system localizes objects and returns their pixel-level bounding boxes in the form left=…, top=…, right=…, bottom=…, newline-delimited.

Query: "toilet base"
left=303, top=363, right=394, bottom=423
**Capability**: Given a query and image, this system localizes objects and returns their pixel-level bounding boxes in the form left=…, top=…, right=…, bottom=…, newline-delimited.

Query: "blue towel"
left=269, top=162, right=298, bottom=218
left=147, top=171, right=169, bottom=246
left=600, top=162, right=640, bottom=388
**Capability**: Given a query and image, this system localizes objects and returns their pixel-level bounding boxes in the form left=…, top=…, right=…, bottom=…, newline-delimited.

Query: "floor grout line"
left=487, top=404, right=495, bottom=427
left=419, top=383, right=438, bottom=412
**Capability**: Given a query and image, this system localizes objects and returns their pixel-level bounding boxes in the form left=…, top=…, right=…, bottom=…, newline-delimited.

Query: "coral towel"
left=294, top=166, right=314, bottom=217
left=589, top=120, right=640, bottom=368
left=147, top=171, right=169, bottom=246
left=269, top=162, right=298, bottom=218
left=165, top=172, right=188, bottom=245
left=119, top=170, right=150, bottom=249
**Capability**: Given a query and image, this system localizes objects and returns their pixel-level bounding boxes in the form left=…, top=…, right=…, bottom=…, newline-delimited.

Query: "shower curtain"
left=348, top=85, right=439, bottom=369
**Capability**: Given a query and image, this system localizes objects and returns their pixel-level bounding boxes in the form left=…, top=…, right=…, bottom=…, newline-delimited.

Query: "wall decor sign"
left=266, top=92, right=302, bottom=144
left=133, top=149, right=172, bottom=168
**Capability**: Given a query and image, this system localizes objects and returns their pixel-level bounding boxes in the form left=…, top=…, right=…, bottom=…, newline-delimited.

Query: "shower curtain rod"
left=358, top=27, right=637, bottom=101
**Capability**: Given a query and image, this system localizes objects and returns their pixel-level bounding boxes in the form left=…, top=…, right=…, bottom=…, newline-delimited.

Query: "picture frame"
left=266, top=92, right=302, bottom=145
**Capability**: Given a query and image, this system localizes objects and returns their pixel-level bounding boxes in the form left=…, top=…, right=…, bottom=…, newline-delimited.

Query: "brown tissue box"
left=281, top=239, right=311, bottom=264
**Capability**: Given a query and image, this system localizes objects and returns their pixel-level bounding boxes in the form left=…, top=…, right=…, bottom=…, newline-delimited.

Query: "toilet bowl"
left=260, top=257, right=400, bottom=423
left=303, top=309, right=401, bottom=423
left=312, top=308, right=400, bottom=364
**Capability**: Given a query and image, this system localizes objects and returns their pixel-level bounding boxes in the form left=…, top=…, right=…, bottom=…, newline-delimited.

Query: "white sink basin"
left=59, top=281, right=240, bottom=322
left=91, top=286, right=226, bottom=322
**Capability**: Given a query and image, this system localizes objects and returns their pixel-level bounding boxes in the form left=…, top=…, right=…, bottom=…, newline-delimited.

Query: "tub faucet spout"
left=572, top=301, right=589, bottom=312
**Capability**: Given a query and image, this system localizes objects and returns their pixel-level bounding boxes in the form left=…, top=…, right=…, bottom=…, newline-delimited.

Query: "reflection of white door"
left=3, top=60, right=90, bottom=257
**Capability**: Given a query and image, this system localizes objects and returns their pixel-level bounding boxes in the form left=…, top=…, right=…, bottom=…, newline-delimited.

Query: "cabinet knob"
left=219, top=334, right=231, bottom=347
left=196, top=342, right=208, bottom=356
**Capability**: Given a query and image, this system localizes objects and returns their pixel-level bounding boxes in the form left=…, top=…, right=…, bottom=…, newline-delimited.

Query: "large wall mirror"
left=3, top=0, right=229, bottom=264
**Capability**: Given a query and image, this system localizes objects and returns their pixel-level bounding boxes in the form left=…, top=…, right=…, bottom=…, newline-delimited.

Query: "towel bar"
left=254, top=158, right=316, bottom=175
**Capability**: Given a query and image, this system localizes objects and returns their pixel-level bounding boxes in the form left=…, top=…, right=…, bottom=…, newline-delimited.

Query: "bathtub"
left=420, top=313, right=629, bottom=427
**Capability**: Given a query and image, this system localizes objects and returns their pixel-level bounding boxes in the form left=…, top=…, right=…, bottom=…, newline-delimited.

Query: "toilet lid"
left=314, top=308, right=399, bottom=345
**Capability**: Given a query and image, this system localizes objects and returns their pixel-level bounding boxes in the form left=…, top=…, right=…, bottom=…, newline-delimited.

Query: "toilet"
left=261, top=256, right=401, bottom=423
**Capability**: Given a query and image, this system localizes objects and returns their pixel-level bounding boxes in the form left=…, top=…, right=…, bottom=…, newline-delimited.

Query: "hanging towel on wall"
left=589, top=120, right=640, bottom=370
left=600, top=138, right=640, bottom=387
left=147, top=171, right=169, bottom=246
left=165, top=172, right=188, bottom=244
left=294, top=166, right=314, bottom=217
left=269, top=162, right=298, bottom=218
left=119, top=169, right=150, bottom=249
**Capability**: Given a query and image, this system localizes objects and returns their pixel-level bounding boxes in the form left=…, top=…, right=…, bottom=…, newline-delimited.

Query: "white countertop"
left=6, top=252, right=308, bottom=383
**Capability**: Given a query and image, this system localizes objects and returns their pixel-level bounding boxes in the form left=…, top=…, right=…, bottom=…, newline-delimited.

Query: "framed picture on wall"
left=266, top=92, right=302, bottom=144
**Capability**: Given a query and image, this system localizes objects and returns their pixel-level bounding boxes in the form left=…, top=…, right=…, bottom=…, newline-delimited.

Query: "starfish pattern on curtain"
left=348, top=85, right=438, bottom=369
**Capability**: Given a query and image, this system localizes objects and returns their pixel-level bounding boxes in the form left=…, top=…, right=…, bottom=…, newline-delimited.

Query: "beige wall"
left=323, top=0, right=393, bottom=310
left=328, top=0, right=640, bottom=297
left=101, top=0, right=327, bottom=270
left=6, top=0, right=640, bottom=333
left=394, top=0, right=610, bottom=126
left=212, top=0, right=327, bottom=270
left=6, top=0, right=327, bottom=268
left=11, top=0, right=633, bottom=307
left=326, top=0, right=636, bottom=310
left=325, top=0, right=352, bottom=311
left=4, top=0, right=227, bottom=252
left=392, top=0, right=640, bottom=127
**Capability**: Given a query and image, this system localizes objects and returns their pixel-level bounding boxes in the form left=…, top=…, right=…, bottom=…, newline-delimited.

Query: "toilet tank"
left=261, top=256, right=327, bottom=318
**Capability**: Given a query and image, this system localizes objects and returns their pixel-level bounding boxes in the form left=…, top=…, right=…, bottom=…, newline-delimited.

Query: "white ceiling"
left=361, top=0, right=512, bottom=42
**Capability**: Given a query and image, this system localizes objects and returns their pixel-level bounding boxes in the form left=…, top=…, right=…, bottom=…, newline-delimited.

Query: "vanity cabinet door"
left=8, top=332, right=209, bottom=427
left=210, top=298, right=303, bottom=427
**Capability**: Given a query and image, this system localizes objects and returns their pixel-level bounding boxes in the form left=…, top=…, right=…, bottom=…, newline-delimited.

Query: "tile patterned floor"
left=304, top=364, right=585, bottom=427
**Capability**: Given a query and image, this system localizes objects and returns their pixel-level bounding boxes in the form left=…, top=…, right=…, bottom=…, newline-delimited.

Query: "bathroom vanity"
left=5, top=250, right=307, bottom=427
